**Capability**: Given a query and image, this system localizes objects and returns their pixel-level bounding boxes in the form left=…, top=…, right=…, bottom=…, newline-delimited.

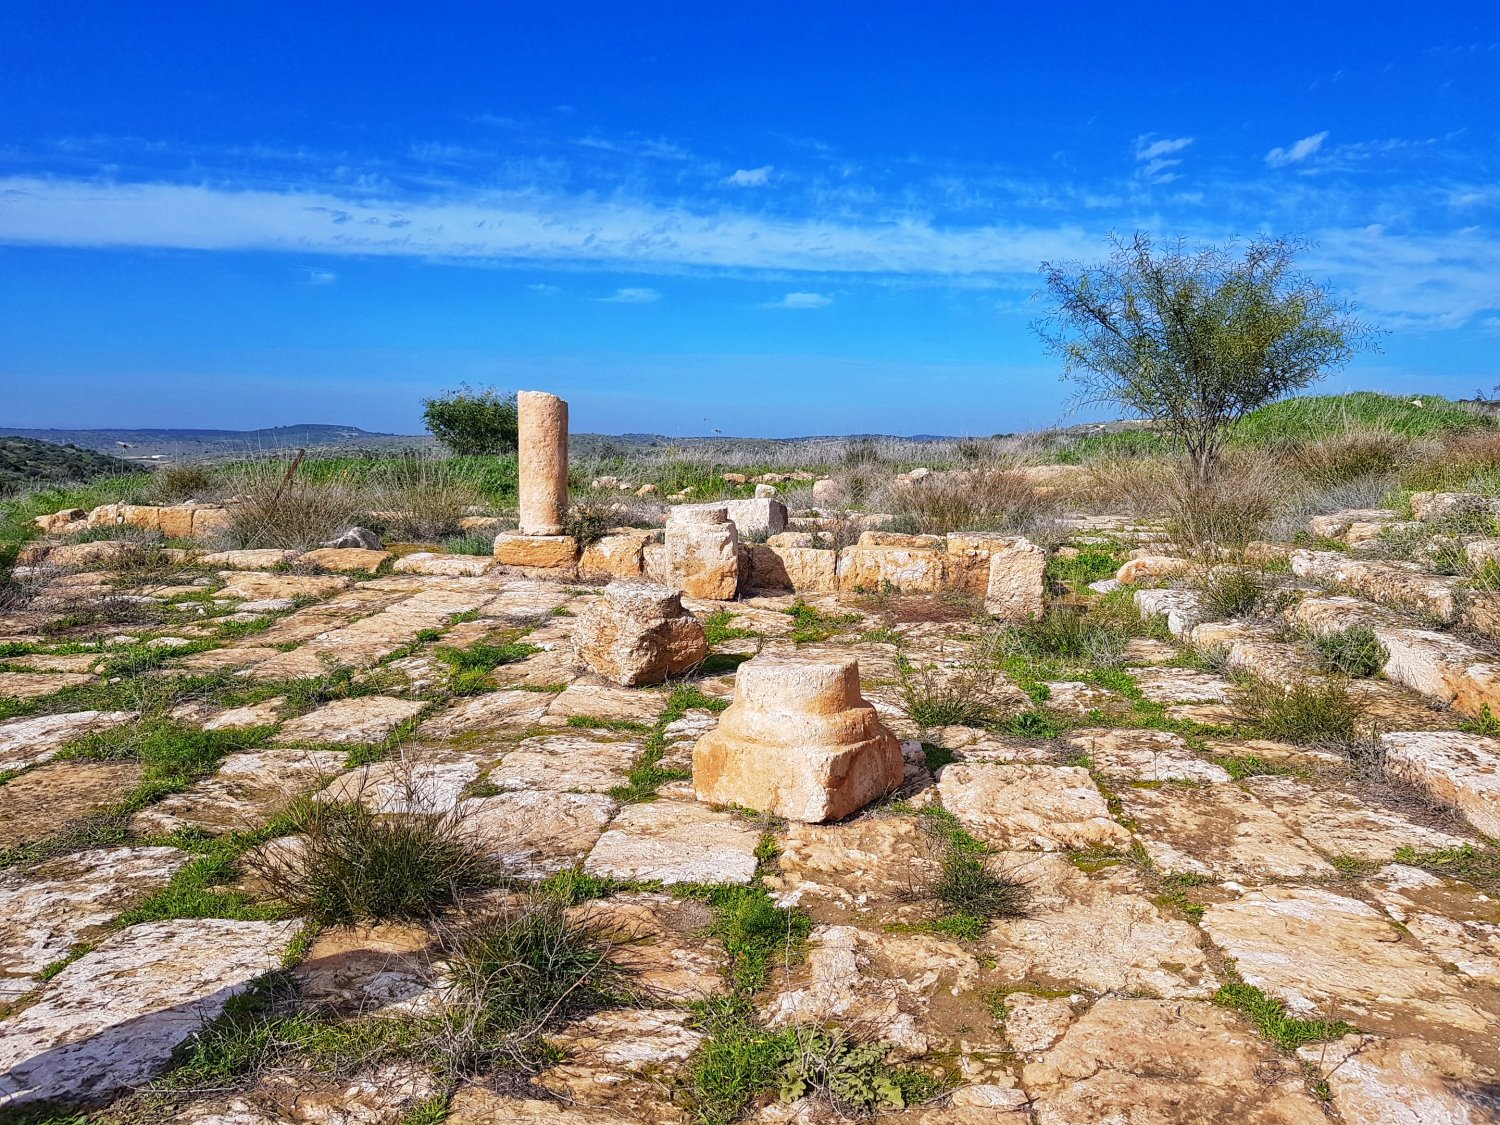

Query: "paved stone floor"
left=1, top=531, right=1499, bottom=1123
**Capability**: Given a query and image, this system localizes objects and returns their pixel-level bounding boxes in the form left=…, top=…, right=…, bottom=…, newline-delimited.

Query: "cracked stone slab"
left=463, top=790, right=619, bottom=875
left=486, top=734, right=639, bottom=793
left=271, top=695, right=427, bottom=745
left=1381, top=731, right=1500, bottom=839
left=1367, top=864, right=1500, bottom=988
left=0, top=710, right=134, bottom=772
left=0, top=918, right=300, bottom=1108
left=1130, top=666, right=1233, bottom=704
left=1295, top=1033, right=1500, bottom=1125
left=584, top=800, right=760, bottom=885
left=0, top=846, right=190, bottom=998
left=317, top=756, right=481, bottom=814
left=766, top=815, right=940, bottom=923
left=131, top=747, right=347, bottom=836
left=1066, top=728, right=1232, bottom=783
left=937, top=763, right=1130, bottom=851
left=0, top=760, right=142, bottom=849
left=981, top=852, right=1216, bottom=999
left=1246, top=775, right=1472, bottom=862
left=1023, top=997, right=1327, bottom=1124
left=1201, top=885, right=1498, bottom=1040
left=578, top=893, right=727, bottom=1001
left=544, top=680, right=666, bottom=726
left=417, top=690, right=552, bottom=737
left=0, top=671, right=94, bottom=700
left=1119, top=781, right=1335, bottom=879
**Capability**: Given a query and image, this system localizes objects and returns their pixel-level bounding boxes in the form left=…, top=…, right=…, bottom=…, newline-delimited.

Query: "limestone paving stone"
left=1381, top=731, right=1500, bottom=838
left=485, top=734, right=638, bottom=793
left=317, top=756, right=481, bottom=814
left=293, top=923, right=437, bottom=1017
left=1296, top=1034, right=1500, bottom=1125
left=1245, top=775, right=1473, bottom=862
left=218, top=570, right=352, bottom=601
left=0, top=709, right=134, bottom=772
left=271, top=695, right=427, bottom=745
left=1367, top=864, right=1500, bottom=988
left=937, top=763, right=1129, bottom=851
left=1200, top=885, right=1498, bottom=1040
left=0, top=652, right=101, bottom=673
left=131, top=747, right=347, bottom=836
left=297, top=546, right=393, bottom=572
left=1122, top=781, right=1336, bottom=879
left=446, top=1088, right=647, bottom=1124
left=0, top=846, right=190, bottom=997
left=0, top=760, right=143, bottom=848
left=766, top=815, right=941, bottom=923
left=0, top=918, right=300, bottom=1108
left=585, top=800, right=761, bottom=885
left=544, top=680, right=666, bottom=726
left=417, top=689, right=552, bottom=736
left=170, top=696, right=285, bottom=731
left=393, top=551, right=499, bottom=576
left=1130, top=666, right=1233, bottom=704
left=0, top=671, right=93, bottom=699
left=540, top=1007, right=703, bottom=1109
left=1022, top=997, right=1327, bottom=1125
left=980, top=852, right=1216, bottom=998
left=169, top=1063, right=441, bottom=1124
left=464, top=790, right=619, bottom=875
left=1066, top=728, right=1232, bottom=783
left=764, top=924, right=989, bottom=1057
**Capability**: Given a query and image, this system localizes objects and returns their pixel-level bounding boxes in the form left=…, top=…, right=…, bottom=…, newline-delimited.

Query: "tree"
left=421, top=385, right=519, bottom=456
left=1035, top=233, right=1375, bottom=479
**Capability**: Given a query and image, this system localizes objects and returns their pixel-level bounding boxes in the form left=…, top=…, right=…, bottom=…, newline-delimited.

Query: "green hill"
left=0, top=437, right=135, bottom=497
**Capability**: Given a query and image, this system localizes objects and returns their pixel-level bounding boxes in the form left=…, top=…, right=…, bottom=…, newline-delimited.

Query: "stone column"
left=517, top=390, right=569, bottom=536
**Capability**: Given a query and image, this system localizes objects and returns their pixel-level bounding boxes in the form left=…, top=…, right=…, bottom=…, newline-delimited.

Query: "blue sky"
left=3, top=2, right=1498, bottom=436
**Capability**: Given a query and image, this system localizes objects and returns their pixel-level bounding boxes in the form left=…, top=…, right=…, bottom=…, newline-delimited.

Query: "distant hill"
left=0, top=437, right=135, bottom=496
left=0, top=425, right=432, bottom=461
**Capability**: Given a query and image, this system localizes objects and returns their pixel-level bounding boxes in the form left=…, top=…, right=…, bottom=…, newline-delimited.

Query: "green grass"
left=117, top=830, right=289, bottom=925
left=908, top=806, right=1029, bottom=938
left=0, top=471, right=151, bottom=569
left=677, top=882, right=812, bottom=994
left=702, top=609, right=756, bottom=646
left=1392, top=844, right=1500, bottom=895
left=567, top=713, right=652, bottom=733
left=1308, top=626, right=1388, bottom=678
left=1237, top=677, right=1363, bottom=745
left=1047, top=545, right=1124, bottom=587
left=434, top=639, right=540, bottom=696
left=1213, top=981, right=1356, bottom=1051
left=784, top=599, right=862, bottom=643
left=609, top=683, right=730, bottom=803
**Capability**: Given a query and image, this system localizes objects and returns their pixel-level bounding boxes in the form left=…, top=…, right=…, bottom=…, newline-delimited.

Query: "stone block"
left=748, top=543, right=838, bottom=592
left=664, top=506, right=739, bottom=599
left=190, top=507, right=234, bottom=539
left=579, top=531, right=653, bottom=580
left=573, top=581, right=709, bottom=686
left=985, top=537, right=1047, bottom=621
left=835, top=545, right=945, bottom=593
left=693, top=655, right=903, bottom=822
left=493, top=533, right=579, bottom=570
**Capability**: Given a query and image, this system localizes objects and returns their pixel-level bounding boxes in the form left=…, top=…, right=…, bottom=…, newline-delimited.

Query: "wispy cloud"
left=298, top=266, right=336, bottom=285
left=725, top=165, right=773, bottom=187
left=597, top=287, right=661, bottom=304
left=526, top=282, right=561, bottom=296
left=766, top=291, right=832, bottom=309
left=1266, top=130, right=1329, bottom=167
left=1133, top=135, right=1193, bottom=183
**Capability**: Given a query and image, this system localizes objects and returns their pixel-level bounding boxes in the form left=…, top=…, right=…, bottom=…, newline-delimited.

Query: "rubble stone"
left=573, top=581, right=709, bottom=686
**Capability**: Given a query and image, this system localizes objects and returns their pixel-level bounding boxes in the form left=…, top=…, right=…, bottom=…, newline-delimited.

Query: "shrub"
left=223, top=462, right=363, bottom=551
left=564, top=492, right=615, bottom=546
left=150, top=462, right=221, bottom=503
left=1309, top=626, right=1387, bottom=678
left=1196, top=566, right=1264, bottom=620
left=422, top=385, right=518, bottom=456
left=250, top=799, right=494, bottom=923
left=1237, top=677, right=1363, bottom=745
left=440, top=891, right=632, bottom=1054
left=1286, top=425, right=1409, bottom=488
left=883, top=465, right=1056, bottom=536
left=899, top=660, right=1004, bottom=728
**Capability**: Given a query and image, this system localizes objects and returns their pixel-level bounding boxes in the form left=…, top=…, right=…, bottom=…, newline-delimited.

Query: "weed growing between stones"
left=1308, top=626, right=1388, bottom=678
left=702, top=609, right=756, bottom=646
left=1235, top=677, right=1364, bottom=746
left=1047, top=544, right=1124, bottom=588
left=907, top=806, right=1030, bottom=938
left=1213, top=980, right=1356, bottom=1052
left=434, top=637, right=541, bottom=695
left=610, top=682, right=729, bottom=803
left=784, top=599, right=862, bottom=643
left=248, top=799, right=496, bottom=924
left=898, top=657, right=1006, bottom=729
left=1195, top=566, right=1266, bottom=620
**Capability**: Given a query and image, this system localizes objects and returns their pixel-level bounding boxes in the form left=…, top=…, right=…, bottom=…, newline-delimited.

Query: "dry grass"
left=149, top=462, right=223, bottom=504
left=223, top=463, right=363, bottom=551
left=1089, top=453, right=1288, bottom=556
left=1402, top=430, right=1500, bottom=493
left=881, top=464, right=1059, bottom=537
left=1283, top=423, right=1410, bottom=488
left=365, top=456, right=487, bottom=542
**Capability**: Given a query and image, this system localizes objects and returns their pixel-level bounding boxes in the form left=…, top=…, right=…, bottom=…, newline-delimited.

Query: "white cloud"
left=767, top=291, right=832, bottom=309
left=526, top=282, right=561, bottom=296
left=1134, top=136, right=1194, bottom=162
left=299, top=267, right=336, bottom=285
left=0, top=176, right=1097, bottom=276
left=597, top=287, right=660, bottom=304
left=1265, top=131, right=1330, bottom=167
left=725, top=165, right=773, bottom=187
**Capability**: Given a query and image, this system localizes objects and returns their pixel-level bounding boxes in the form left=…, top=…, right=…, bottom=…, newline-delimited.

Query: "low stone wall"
left=494, top=521, right=1047, bottom=617
left=34, top=502, right=234, bottom=539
